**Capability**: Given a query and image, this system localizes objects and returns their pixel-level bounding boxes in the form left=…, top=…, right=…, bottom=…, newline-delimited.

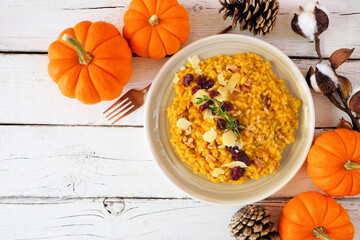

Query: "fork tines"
left=104, top=95, right=136, bottom=124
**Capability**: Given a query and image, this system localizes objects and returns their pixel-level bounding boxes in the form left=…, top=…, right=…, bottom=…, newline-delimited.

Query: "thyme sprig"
left=195, top=95, right=245, bottom=137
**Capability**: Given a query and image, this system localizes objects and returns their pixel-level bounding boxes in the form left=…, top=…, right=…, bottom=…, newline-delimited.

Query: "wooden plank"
left=0, top=54, right=357, bottom=126
left=0, top=197, right=358, bottom=239
left=0, top=125, right=355, bottom=199
left=0, top=0, right=359, bottom=58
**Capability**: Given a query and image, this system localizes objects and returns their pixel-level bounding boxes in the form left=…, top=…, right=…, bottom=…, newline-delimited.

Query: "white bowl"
left=144, top=34, right=315, bottom=205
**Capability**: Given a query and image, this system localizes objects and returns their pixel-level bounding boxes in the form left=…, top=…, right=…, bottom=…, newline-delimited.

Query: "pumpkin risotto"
left=167, top=53, right=301, bottom=184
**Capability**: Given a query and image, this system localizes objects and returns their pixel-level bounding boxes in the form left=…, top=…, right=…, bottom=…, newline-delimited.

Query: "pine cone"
left=229, top=205, right=279, bottom=240
left=219, top=0, right=280, bottom=36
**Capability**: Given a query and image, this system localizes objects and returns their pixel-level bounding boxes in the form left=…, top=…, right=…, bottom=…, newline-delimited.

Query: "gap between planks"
left=1, top=51, right=360, bottom=61
left=0, top=123, right=336, bottom=130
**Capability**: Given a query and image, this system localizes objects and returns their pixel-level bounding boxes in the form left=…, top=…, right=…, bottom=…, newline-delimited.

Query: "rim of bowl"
left=144, top=34, right=315, bottom=205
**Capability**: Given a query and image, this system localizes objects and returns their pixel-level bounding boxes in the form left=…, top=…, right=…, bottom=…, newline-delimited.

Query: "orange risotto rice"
left=167, top=53, right=301, bottom=184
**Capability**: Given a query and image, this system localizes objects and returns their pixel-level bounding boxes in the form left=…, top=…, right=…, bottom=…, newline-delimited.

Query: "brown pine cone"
left=229, top=205, right=279, bottom=240
left=219, top=0, right=280, bottom=36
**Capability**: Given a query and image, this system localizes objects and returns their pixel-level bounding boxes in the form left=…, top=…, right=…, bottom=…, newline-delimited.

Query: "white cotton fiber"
left=302, top=0, right=316, bottom=12
left=310, top=73, right=322, bottom=93
left=316, top=62, right=338, bottom=85
left=297, top=12, right=317, bottom=41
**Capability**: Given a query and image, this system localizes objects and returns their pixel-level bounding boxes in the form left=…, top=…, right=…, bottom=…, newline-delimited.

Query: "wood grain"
left=0, top=197, right=358, bottom=240
left=1, top=0, right=360, bottom=58
left=0, top=54, right=358, bottom=126
left=0, top=0, right=359, bottom=239
left=0, top=125, right=350, bottom=199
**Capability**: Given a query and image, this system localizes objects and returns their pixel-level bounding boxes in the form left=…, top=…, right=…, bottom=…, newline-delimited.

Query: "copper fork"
left=104, top=84, right=151, bottom=124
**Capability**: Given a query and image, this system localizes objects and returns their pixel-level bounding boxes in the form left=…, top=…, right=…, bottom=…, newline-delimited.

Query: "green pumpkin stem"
left=313, top=226, right=333, bottom=240
left=62, top=33, right=92, bottom=65
left=344, top=160, right=360, bottom=170
left=148, top=15, right=160, bottom=27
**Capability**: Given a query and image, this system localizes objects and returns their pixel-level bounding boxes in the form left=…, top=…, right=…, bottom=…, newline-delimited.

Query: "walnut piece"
left=226, top=64, right=239, bottom=72
left=240, top=85, right=251, bottom=93
left=257, top=134, right=266, bottom=142
left=275, top=131, right=284, bottom=140
left=244, top=79, right=252, bottom=87
left=183, top=136, right=195, bottom=148
left=207, top=143, right=216, bottom=150
left=255, top=158, right=267, bottom=168
left=184, top=126, right=192, bottom=136
left=232, top=110, right=242, bottom=117
left=246, top=124, right=257, bottom=132
left=205, top=155, right=217, bottom=162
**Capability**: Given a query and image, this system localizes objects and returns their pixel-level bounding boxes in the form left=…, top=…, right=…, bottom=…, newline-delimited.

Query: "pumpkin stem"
left=344, top=160, right=360, bottom=170
left=313, top=226, right=333, bottom=240
left=148, top=15, right=159, bottom=27
left=62, top=33, right=92, bottom=65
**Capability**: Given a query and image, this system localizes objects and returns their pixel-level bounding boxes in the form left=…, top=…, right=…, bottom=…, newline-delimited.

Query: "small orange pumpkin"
left=307, top=128, right=360, bottom=197
left=123, top=0, right=190, bottom=59
left=48, top=21, right=132, bottom=104
left=279, top=191, right=354, bottom=240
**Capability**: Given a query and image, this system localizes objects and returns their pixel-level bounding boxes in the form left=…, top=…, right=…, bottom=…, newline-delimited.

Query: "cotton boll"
left=349, top=90, right=360, bottom=117
left=310, top=73, right=322, bottom=93
left=291, top=1, right=329, bottom=40
left=316, top=62, right=338, bottom=85
left=312, top=62, right=338, bottom=94
left=302, top=0, right=316, bottom=12
left=306, top=62, right=339, bottom=95
left=315, top=1, right=329, bottom=16
left=297, top=12, right=317, bottom=41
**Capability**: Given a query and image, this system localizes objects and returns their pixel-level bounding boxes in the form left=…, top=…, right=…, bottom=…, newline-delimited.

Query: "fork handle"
left=141, top=83, right=152, bottom=93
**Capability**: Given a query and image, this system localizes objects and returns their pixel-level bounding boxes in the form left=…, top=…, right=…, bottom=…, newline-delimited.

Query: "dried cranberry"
left=231, top=166, right=244, bottom=180
left=192, top=85, right=201, bottom=95
left=221, top=102, right=234, bottom=112
left=226, top=146, right=240, bottom=155
left=202, top=79, right=214, bottom=89
left=217, top=119, right=227, bottom=130
left=197, top=75, right=206, bottom=87
left=199, top=100, right=213, bottom=112
left=209, top=90, right=220, bottom=98
left=234, top=151, right=250, bottom=166
left=226, top=147, right=250, bottom=166
left=182, top=74, right=194, bottom=87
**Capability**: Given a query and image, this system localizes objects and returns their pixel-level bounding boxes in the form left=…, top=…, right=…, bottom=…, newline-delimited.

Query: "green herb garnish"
left=196, top=95, right=245, bottom=137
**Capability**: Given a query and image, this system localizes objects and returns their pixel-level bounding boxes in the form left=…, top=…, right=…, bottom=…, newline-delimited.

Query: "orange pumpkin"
left=279, top=191, right=354, bottom=240
left=123, top=0, right=190, bottom=59
left=307, top=128, right=360, bottom=197
left=48, top=21, right=132, bottom=104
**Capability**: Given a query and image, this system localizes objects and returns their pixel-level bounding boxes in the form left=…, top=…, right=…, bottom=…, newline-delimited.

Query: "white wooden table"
left=0, top=0, right=359, bottom=239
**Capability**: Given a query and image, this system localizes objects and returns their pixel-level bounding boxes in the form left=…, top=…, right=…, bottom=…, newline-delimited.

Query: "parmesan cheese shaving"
left=188, top=55, right=201, bottom=69
left=194, top=67, right=202, bottom=75
left=235, top=139, right=244, bottom=150
left=215, top=94, right=227, bottom=102
left=222, top=130, right=237, bottom=146
left=193, top=89, right=209, bottom=102
left=217, top=72, right=227, bottom=85
left=218, top=86, right=228, bottom=96
left=211, top=168, right=224, bottom=178
left=176, top=118, right=193, bottom=131
left=173, top=73, right=180, bottom=83
left=203, top=128, right=217, bottom=143
left=203, top=109, right=215, bottom=119
left=221, top=161, right=247, bottom=169
left=225, top=72, right=241, bottom=93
